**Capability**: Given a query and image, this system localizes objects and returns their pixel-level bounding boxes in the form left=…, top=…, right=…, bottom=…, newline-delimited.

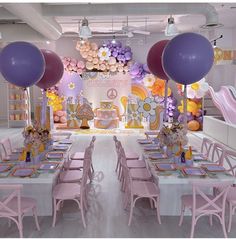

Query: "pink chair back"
left=201, top=137, right=214, bottom=158
left=0, top=184, right=23, bottom=217
left=0, top=138, right=13, bottom=156
left=210, top=142, right=226, bottom=165
left=222, top=149, right=236, bottom=176
left=192, top=181, right=231, bottom=216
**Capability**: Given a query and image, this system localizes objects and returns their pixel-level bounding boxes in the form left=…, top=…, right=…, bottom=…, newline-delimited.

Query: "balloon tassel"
left=25, top=88, right=31, bottom=126
left=183, top=85, right=188, bottom=132
left=41, top=89, right=47, bottom=127
left=163, top=79, right=169, bottom=122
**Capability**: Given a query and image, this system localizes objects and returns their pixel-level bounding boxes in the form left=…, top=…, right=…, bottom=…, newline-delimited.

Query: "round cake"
left=94, top=100, right=119, bottom=129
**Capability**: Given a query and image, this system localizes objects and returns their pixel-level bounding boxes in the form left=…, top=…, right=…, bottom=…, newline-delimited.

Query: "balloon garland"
left=62, top=56, right=85, bottom=74
left=76, top=40, right=133, bottom=73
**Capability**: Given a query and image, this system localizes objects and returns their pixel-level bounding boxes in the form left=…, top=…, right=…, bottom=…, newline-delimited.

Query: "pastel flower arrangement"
left=158, top=122, right=188, bottom=148
left=21, top=122, right=52, bottom=159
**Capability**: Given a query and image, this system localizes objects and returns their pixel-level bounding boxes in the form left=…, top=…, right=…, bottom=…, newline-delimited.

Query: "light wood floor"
left=0, top=125, right=236, bottom=238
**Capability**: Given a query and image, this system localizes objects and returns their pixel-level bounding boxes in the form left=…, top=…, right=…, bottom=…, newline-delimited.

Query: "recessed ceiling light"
left=46, top=41, right=50, bottom=44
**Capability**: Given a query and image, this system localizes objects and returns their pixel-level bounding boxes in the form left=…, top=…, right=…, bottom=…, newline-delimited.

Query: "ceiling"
left=0, top=2, right=236, bottom=40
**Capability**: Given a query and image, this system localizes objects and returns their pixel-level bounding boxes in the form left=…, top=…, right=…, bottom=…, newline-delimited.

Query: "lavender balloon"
left=0, top=41, right=45, bottom=88
left=162, top=32, right=214, bottom=85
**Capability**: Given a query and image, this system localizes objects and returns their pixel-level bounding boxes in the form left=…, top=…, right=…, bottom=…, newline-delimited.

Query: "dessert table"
left=139, top=140, right=236, bottom=216
left=0, top=140, right=72, bottom=216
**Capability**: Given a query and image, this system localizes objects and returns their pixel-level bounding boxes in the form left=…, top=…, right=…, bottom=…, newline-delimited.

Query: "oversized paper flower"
left=137, top=97, right=157, bottom=118
left=186, top=78, right=209, bottom=99
left=98, top=47, right=111, bottom=61
left=178, top=99, right=202, bottom=116
left=151, top=79, right=172, bottom=97
left=68, top=82, right=75, bottom=90
left=143, top=74, right=156, bottom=89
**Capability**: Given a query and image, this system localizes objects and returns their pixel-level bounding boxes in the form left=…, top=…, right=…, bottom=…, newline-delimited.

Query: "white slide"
left=208, top=86, right=236, bottom=125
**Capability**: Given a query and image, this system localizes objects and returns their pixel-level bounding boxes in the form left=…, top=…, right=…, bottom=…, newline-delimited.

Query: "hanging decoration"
left=76, top=40, right=133, bottom=73
left=62, top=56, right=85, bottom=74
left=129, top=62, right=150, bottom=83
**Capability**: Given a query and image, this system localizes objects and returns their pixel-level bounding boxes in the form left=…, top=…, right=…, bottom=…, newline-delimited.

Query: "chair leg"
left=209, top=214, right=213, bottom=226
left=8, top=219, right=11, bottom=227
left=190, top=215, right=195, bottom=238
left=18, top=216, right=23, bottom=238
left=128, top=197, right=134, bottom=226
left=80, top=201, right=86, bottom=228
left=115, top=159, right=119, bottom=172
left=52, top=199, right=57, bottom=227
left=156, top=197, right=161, bottom=225
left=221, top=213, right=228, bottom=238
left=228, top=202, right=233, bottom=233
left=149, top=198, right=154, bottom=209
left=179, top=203, right=185, bottom=226
left=32, top=207, right=40, bottom=231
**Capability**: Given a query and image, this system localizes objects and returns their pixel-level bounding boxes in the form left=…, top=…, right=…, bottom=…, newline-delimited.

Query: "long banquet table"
left=139, top=141, right=236, bottom=216
left=0, top=141, right=71, bottom=216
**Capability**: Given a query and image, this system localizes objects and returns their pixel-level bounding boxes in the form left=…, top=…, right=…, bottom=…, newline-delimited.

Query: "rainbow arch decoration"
left=131, top=83, right=149, bottom=100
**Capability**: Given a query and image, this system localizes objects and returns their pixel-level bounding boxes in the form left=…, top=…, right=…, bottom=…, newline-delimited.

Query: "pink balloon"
left=54, top=115, right=60, bottom=122
left=147, top=40, right=169, bottom=80
left=36, top=49, right=64, bottom=89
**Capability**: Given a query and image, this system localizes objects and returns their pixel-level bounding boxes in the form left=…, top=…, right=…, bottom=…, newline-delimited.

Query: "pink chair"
left=60, top=146, right=92, bottom=183
left=113, top=136, right=140, bottom=175
left=122, top=164, right=161, bottom=226
left=119, top=145, right=152, bottom=192
left=200, top=137, right=214, bottom=158
left=52, top=150, right=92, bottom=228
left=67, top=136, right=96, bottom=173
left=214, top=149, right=236, bottom=232
left=0, top=184, right=40, bottom=238
left=0, top=138, right=22, bottom=159
left=179, top=181, right=232, bottom=238
left=115, top=140, right=146, bottom=181
left=210, top=142, right=226, bottom=165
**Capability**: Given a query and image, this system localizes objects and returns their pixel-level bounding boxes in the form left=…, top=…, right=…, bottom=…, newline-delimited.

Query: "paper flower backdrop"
left=177, top=78, right=209, bottom=99
left=137, top=97, right=157, bottom=118
left=76, top=40, right=133, bottom=73
left=143, top=74, right=156, bottom=89
left=62, top=57, right=85, bottom=74
left=129, top=62, right=150, bottom=83
left=151, top=79, right=172, bottom=97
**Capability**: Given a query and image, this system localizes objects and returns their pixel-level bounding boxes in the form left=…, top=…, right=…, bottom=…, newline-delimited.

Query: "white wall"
left=206, top=28, right=236, bottom=91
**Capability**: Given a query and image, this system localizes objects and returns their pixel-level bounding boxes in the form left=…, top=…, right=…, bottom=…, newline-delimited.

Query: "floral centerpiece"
left=19, top=121, right=52, bottom=160
left=158, top=122, right=188, bottom=156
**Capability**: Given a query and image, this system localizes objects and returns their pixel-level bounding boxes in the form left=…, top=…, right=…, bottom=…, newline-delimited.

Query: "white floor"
left=0, top=124, right=236, bottom=238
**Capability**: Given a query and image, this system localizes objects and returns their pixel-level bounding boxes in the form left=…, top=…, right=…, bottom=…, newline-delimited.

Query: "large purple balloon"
left=36, top=49, right=64, bottom=89
left=147, top=40, right=170, bottom=80
left=162, top=33, right=214, bottom=85
left=0, top=42, right=45, bottom=88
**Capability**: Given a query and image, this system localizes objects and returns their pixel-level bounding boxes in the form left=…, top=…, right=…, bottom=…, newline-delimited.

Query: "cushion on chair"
left=60, top=170, right=83, bottom=183
left=130, top=168, right=152, bottom=180
left=70, top=152, right=85, bottom=160
left=132, top=181, right=160, bottom=197
left=127, top=160, right=146, bottom=168
left=216, top=185, right=236, bottom=202
left=53, top=183, right=81, bottom=200
left=125, top=152, right=139, bottom=160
